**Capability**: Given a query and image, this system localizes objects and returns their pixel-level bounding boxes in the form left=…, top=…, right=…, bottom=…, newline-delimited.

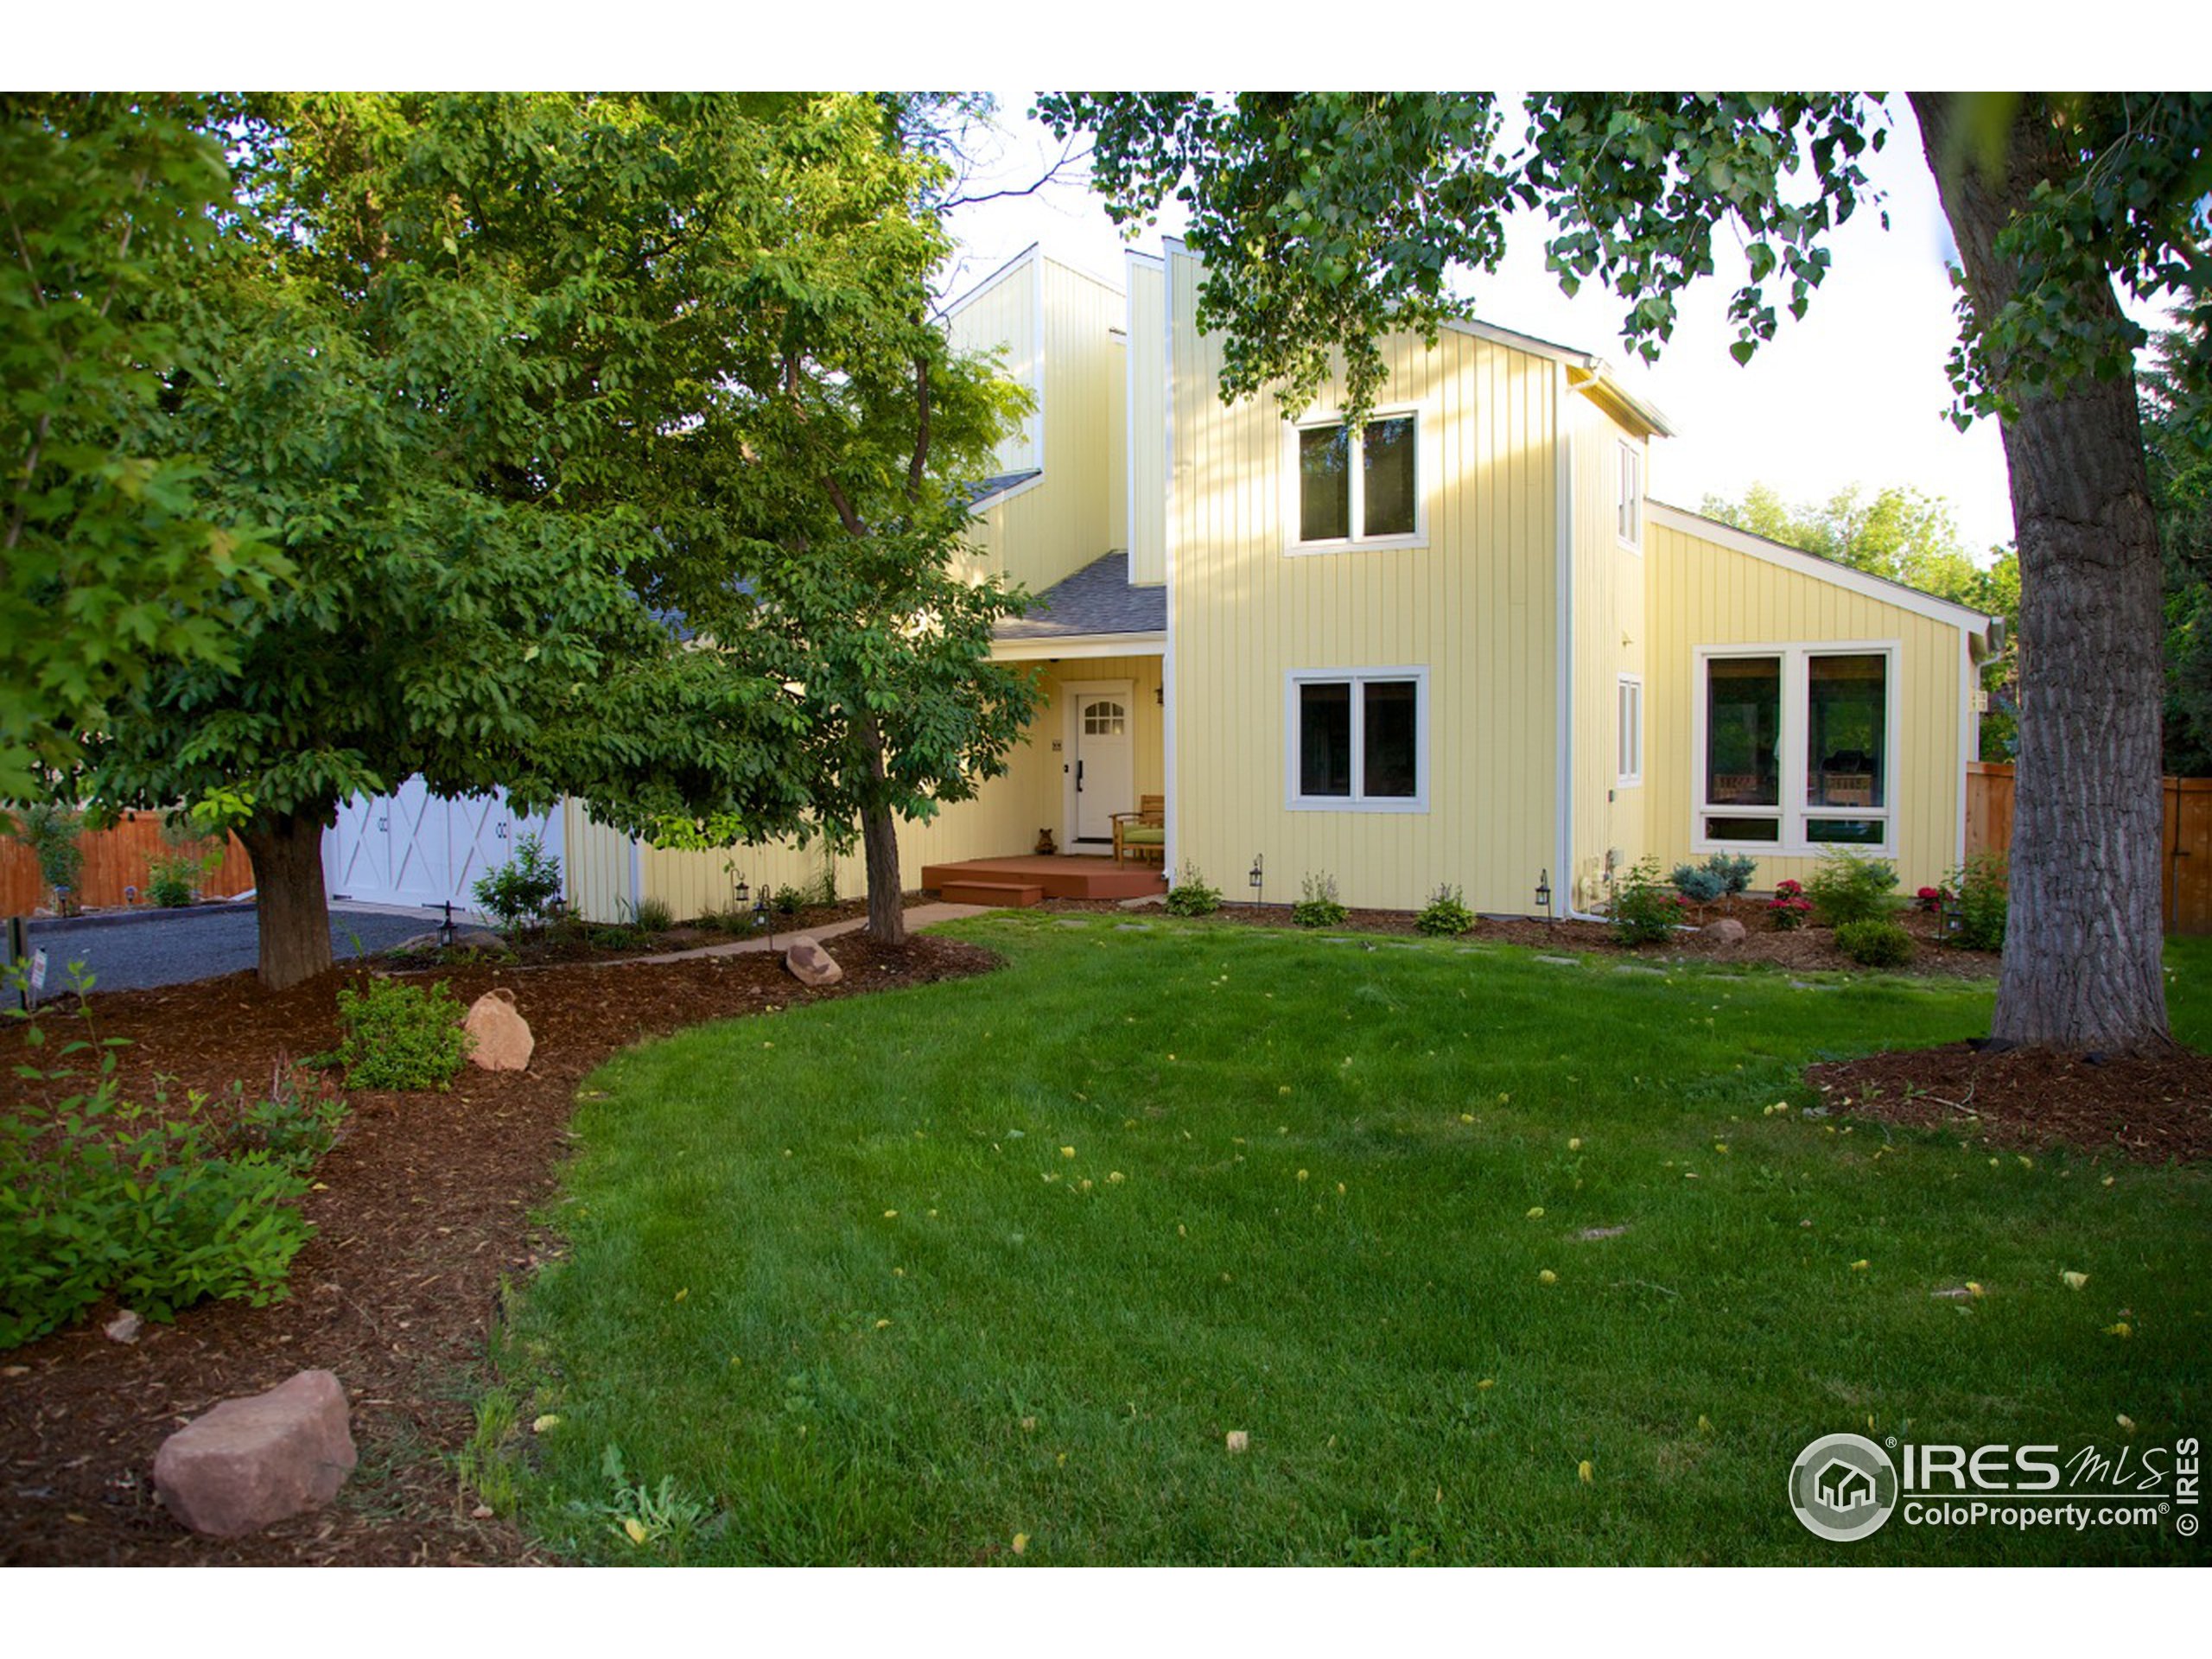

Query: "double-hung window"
left=1287, top=669, right=1427, bottom=811
left=1618, top=441, right=1643, bottom=549
left=1289, top=411, right=1422, bottom=551
left=1694, top=645, right=1897, bottom=852
left=1617, top=675, right=1643, bottom=787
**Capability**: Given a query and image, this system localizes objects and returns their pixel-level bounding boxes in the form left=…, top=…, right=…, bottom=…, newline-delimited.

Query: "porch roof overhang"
left=991, top=549, right=1166, bottom=662
left=992, top=630, right=1165, bottom=663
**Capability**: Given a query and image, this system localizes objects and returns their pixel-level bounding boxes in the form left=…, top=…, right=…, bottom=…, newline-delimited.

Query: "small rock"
left=1224, top=1430, right=1249, bottom=1454
left=1705, top=918, right=1747, bottom=944
left=104, top=1311, right=143, bottom=1344
left=153, top=1370, right=357, bottom=1537
left=462, top=988, right=533, bottom=1071
left=1117, top=893, right=1166, bottom=910
left=783, top=936, right=842, bottom=987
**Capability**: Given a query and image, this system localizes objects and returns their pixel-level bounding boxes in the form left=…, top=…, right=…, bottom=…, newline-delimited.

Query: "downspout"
left=1161, top=242, right=1181, bottom=879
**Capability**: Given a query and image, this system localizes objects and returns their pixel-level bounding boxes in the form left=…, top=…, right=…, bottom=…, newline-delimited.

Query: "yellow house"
left=325, top=241, right=2003, bottom=923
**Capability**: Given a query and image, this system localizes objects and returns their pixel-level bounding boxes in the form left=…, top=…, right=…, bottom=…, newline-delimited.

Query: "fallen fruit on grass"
left=1538, top=1269, right=1558, bottom=1285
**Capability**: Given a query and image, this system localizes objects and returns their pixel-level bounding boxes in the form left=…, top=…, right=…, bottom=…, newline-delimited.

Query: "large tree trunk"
left=857, top=721, right=906, bottom=945
left=1912, top=93, right=2171, bottom=1053
left=239, top=805, right=334, bottom=992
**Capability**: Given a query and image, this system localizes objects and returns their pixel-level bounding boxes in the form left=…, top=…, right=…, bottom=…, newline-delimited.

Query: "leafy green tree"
left=0, top=95, right=288, bottom=804
left=89, top=94, right=810, bottom=988
left=1041, top=91, right=2209, bottom=1055
left=91, top=92, right=1032, bottom=980
left=626, top=92, right=1037, bottom=944
left=2144, top=328, right=2212, bottom=777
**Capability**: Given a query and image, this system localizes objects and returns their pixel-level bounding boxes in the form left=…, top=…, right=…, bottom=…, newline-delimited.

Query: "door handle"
left=1077, top=760, right=1084, bottom=792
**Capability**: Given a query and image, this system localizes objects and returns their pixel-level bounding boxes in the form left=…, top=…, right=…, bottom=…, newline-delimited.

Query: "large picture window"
left=1695, top=645, right=1896, bottom=852
left=1287, top=669, right=1427, bottom=811
left=1290, top=413, right=1421, bottom=550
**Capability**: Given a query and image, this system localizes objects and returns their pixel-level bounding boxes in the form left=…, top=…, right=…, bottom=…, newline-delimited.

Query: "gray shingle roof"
left=995, top=550, right=1166, bottom=642
left=968, top=470, right=1042, bottom=506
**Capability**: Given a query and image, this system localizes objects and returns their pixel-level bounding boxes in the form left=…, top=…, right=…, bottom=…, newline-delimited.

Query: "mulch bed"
left=1031, top=892, right=1999, bottom=981
left=1807, top=1044, right=2212, bottom=1166
left=0, top=931, right=997, bottom=1567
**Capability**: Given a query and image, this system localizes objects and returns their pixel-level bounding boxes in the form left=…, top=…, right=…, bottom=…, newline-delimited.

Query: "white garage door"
left=324, top=779, right=563, bottom=914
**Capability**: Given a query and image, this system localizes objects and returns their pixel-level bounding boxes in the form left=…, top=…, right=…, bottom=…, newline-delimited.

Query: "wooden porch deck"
left=918, top=854, right=1167, bottom=908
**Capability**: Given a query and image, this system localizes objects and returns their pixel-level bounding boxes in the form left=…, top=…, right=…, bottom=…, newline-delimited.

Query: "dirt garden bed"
left=1807, top=1044, right=2212, bottom=1165
left=1028, top=890, right=2002, bottom=981
left=0, top=931, right=998, bottom=1566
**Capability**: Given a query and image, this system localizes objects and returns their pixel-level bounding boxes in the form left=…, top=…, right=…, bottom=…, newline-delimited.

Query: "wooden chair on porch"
left=1111, top=795, right=1165, bottom=868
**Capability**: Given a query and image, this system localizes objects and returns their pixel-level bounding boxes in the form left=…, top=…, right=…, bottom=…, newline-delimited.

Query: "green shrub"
left=1609, top=857, right=1686, bottom=946
left=145, top=856, right=197, bottom=907
left=0, top=997, right=332, bottom=1348
left=1834, top=918, right=1915, bottom=968
left=334, top=978, right=472, bottom=1090
left=11, top=804, right=84, bottom=912
left=1670, top=863, right=1726, bottom=904
left=1415, top=884, right=1477, bottom=937
left=474, top=833, right=565, bottom=941
left=631, top=897, right=676, bottom=933
left=1292, top=872, right=1349, bottom=928
left=1804, top=850, right=1900, bottom=927
left=1166, top=862, right=1221, bottom=917
left=1944, top=853, right=2008, bottom=952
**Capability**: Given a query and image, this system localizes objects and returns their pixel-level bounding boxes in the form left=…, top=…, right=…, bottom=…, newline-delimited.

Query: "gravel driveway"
left=20, top=905, right=433, bottom=995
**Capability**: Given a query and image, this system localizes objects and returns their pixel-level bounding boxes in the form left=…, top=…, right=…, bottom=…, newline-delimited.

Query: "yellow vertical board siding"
left=947, top=255, right=1126, bottom=598
left=1568, top=400, right=1650, bottom=906
left=562, top=800, right=638, bottom=924
left=1126, top=257, right=1167, bottom=587
left=641, top=836, right=839, bottom=923
left=1165, top=246, right=1560, bottom=915
left=946, top=251, right=1040, bottom=476
left=620, top=656, right=1165, bottom=914
left=1107, top=335, right=1128, bottom=556
left=1643, top=517, right=1966, bottom=893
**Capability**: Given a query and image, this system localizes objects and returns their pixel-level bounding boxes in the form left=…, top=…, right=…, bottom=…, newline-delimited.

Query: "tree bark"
left=240, top=804, right=335, bottom=992
left=1911, top=93, right=2172, bottom=1053
left=858, top=719, right=906, bottom=945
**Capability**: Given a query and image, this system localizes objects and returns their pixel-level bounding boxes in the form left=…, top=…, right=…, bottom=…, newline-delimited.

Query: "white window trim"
left=1282, top=406, right=1430, bottom=555
left=1617, top=439, right=1643, bottom=552
left=1616, top=674, right=1643, bottom=788
left=1284, top=667, right=1430, bottom=813
left=1690, top=641, right=1903, bottom=857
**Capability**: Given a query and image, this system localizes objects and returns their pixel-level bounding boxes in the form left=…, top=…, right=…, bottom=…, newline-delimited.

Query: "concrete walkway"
left=616, top=903, right=990, bottom=965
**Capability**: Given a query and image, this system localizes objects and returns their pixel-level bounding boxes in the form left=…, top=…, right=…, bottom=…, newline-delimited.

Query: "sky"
left=940, top=96, right=2031, bottom=555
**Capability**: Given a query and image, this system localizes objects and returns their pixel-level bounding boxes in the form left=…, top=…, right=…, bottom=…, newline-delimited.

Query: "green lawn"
left=485, top=920, right=2211, bottom=1565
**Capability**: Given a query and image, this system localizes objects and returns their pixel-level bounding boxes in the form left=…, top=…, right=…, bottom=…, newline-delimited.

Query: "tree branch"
left=907, top=352, right=931, bottom=503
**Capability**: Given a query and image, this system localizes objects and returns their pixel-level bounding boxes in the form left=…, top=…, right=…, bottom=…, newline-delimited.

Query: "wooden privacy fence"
left=1966, top=761, right=2212, bottom=937
left=1, top=810, right=255, bottom=916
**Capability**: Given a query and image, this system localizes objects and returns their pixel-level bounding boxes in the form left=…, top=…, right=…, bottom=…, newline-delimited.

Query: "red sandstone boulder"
left=463, top=987, right=534, bottom=1071
left=784, top=936, right=842, bottom=987
left=153, top=1370, right=357, bottom=1537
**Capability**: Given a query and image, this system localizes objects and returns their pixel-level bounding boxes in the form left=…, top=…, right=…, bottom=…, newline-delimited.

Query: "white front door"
left=1065, top=681, right=1135, bottom=845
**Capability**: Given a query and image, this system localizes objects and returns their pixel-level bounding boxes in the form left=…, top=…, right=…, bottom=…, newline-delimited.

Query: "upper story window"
left=1290, top=412, right=1423, bottom=552
left=1618, top=440, right=1643, bottom=550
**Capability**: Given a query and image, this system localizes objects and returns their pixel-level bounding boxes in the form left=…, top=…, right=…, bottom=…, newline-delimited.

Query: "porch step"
left=938, top=880, right=1046, bottom=909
